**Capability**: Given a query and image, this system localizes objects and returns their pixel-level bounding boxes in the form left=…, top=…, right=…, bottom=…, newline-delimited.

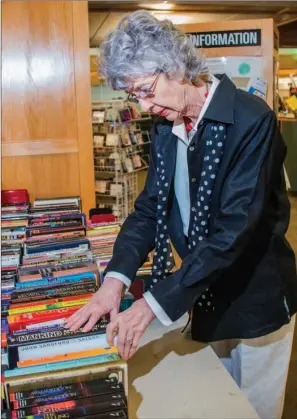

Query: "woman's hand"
left=106, top=298, right=156, bottom=360
left=64, top=277, right=124, bottom=333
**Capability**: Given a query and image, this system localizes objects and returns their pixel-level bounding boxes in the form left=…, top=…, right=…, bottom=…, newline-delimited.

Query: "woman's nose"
left=138, top=99, right=153, bottom=112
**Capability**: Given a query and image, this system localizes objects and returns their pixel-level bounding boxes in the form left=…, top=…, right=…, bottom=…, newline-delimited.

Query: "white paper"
left=206, top=56, right=263, bottom=90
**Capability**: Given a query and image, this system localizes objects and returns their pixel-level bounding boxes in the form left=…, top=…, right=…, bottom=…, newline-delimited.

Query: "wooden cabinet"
left=1, top=1, right=95, bottom=214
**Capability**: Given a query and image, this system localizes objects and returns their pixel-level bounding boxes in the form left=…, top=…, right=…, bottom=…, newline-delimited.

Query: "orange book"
left=9, top=293, right=94, bottom=309
left=8, top=298, right=91, bottom=315
left=17, top=346, right=118, bottom=367
left=1, top=333, right=7, bottom=348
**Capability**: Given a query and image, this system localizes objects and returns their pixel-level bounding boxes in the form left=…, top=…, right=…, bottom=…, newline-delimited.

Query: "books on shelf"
left=92, top=102, right=152, bottom=221
left=1, top=192, right=129, bottom=418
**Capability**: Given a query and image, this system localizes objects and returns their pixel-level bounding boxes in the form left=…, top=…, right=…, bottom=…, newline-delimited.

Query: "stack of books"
left=1, top=195, right=128, bottom=418
left=23, top=198, right=91, bottom=267
left=6, top=375, right=128, bottom=419
left=1, top=191, right=30, bottom=307
left=86, top=219, right=155, bottom=309
left=86, top=220, right=153, bottom=281
left=3, top=361, right=128, bottom=419
left=86, top=222, right=121, bottom=275
left=1, top=190, right=31, bottom=395
left=30, top=197, right=82, bottom=217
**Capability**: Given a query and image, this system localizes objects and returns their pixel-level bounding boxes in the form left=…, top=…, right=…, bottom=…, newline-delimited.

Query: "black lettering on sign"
left=187, top=30, right=261, bottom=48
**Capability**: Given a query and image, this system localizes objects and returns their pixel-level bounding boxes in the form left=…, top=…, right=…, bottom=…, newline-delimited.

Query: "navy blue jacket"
left=106, top=75, right=297, bottom=342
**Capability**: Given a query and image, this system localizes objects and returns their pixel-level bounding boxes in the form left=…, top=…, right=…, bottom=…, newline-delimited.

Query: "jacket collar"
left=203, top=74, right=236, bottom=124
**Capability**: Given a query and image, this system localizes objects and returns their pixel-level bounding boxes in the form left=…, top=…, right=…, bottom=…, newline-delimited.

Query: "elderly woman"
left=66, top=11, right=297, bottom=419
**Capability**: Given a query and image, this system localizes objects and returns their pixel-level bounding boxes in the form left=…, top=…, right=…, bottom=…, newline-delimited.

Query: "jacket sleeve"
left=104, top=133, right=158, bottom=281
left=149, top=110, right=284, bottom=322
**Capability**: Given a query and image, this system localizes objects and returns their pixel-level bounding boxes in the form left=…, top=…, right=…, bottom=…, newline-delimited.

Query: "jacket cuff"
left=105, top=271, right=132, bottom=288
left=143, top=291, right=173, bottom=326
left=149, top=270, right=205, bottom=322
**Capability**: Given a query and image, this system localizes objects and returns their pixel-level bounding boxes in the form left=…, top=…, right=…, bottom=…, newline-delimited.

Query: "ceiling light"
left=153, top=13, right=192, bottom=25
left=141, top=3, right=174, bottom=11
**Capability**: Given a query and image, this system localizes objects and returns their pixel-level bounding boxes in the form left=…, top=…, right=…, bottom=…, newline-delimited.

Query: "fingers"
left=66, top=306, right=94, bottom=332
left=107, top=319, right=139, bottom=361
left=106, top=320, right=118, bottom=347
left=128, top=332, right=142, bottom=359
left=116, top=323, right=128, bottom=360
left=123, top=330, right=135, bottom=361
left=110, top=306, right=119, bottom=322
left=82, top=312, right=101, bottom=333
left=64, top=306, right=84, bottom=329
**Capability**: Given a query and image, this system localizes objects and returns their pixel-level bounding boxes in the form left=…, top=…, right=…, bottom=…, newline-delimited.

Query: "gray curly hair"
left=100, top=10, right=208, bottom=90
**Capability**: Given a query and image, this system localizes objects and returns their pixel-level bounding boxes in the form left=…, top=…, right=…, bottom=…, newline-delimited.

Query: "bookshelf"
left=91, top=100, right=152, bottom=221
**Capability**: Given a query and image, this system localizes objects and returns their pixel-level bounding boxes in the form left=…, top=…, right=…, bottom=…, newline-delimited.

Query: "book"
left=8, top=324, right=110, bottom=368
left=8, top=297, right=92, bottom=316
left=9, top=284, right=97, bottom=304
left=8, top=294, right=94, bottom=311
left=14, top=274, right=97, bottom=291
left=9, top=377, right=118, bottom=402
left=17, top=346, right=118, bottom=368
left=12, top=399, right=127, bottom=419
left=8, top=306, right=85, bottom=333
left=11, top=382, right=124, bottom=409
left=4, top=354, right=122, bottom=378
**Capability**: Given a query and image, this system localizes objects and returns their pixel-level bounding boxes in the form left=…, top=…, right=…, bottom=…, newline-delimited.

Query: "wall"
left=1, top=1, right=95, bottom=214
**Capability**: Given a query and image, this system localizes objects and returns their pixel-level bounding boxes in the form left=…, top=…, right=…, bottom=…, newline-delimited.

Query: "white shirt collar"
left=172, top=75, right=220, bottom=144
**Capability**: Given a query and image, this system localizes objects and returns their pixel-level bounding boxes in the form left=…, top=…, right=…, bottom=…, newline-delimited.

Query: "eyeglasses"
left=126, top=72, right=162, bottom=104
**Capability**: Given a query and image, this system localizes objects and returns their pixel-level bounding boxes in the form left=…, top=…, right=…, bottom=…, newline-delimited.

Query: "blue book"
left=4, top=353, right=121, bottom=378
left=15, top=273, right=96, bottom=289
left=24, top=238, right=89, bottom=256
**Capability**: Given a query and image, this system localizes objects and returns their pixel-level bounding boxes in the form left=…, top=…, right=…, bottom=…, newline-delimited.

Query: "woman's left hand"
left=106, top=298, right=156, bottom=360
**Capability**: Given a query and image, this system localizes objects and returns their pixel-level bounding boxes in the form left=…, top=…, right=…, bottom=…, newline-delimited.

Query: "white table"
left=128, top=316, right=259, bottom=419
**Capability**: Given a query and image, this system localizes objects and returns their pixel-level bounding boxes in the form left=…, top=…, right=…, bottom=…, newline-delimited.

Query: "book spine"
left=15, top=274, right=96, bottom=290
left=21, top=253, right=93, bottom=268
left=8, top=298, right=91, bottom=315
left=18, top=268, right=96, bottom=284
left=11, top=382, right=123, bottom=408
left=8, top=307, right=82, bottom=332
left=9, top=377, right=117, bottom=402
left=12, top=392, right=125, bottom=416
left=4, top=353, right=121, bottom=377
left=9, top=294, right=94, bottom=310
left=25, top=409, right=127, bottom=419
left=24, top=242, right=89, bottom=257
left=8, top=321, right=107, bottom=345
left=17, top=346, right=118, bottom=368
left=10, top=283, right=97, bottom=302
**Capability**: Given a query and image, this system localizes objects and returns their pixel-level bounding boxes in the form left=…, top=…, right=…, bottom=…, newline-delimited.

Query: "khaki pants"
left=210, top=316, right=296, bottom=419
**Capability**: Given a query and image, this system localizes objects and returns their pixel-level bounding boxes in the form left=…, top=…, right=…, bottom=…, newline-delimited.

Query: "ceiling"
left=88, top=1, right=297, bottom=47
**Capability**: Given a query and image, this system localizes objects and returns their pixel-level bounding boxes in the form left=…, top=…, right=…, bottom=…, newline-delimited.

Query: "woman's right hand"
left=64, top=277, right=124, bottom=333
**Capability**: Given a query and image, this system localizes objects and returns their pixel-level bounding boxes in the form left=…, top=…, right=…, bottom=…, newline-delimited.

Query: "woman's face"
left=128, top=73, right=187, bottom=121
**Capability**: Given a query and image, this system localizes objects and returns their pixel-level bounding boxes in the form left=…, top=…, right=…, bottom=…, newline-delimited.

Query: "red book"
left=90, top=214, right=116, bottom=224
left=1, top=189, right=29, bottom=205
left=7, top=306, right=81, bottom=332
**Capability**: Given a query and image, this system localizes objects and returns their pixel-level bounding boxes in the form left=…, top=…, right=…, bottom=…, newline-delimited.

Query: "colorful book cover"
left=4, top=353, right=121, bottom=378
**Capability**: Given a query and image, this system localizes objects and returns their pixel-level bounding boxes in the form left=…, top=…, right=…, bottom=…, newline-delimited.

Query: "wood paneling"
left=2, top=139, right=78, bottom=157
left=1, top=154, right=80, bottom=202
left=2, top=1, right=77, bottom=143
left=72, top=1, right=96, bottom=215
left=1, top=1, right=95, bottom=214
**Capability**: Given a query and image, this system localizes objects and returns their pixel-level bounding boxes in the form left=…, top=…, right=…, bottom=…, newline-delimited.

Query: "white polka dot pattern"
left=151, top=123, right=227, bottom=311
